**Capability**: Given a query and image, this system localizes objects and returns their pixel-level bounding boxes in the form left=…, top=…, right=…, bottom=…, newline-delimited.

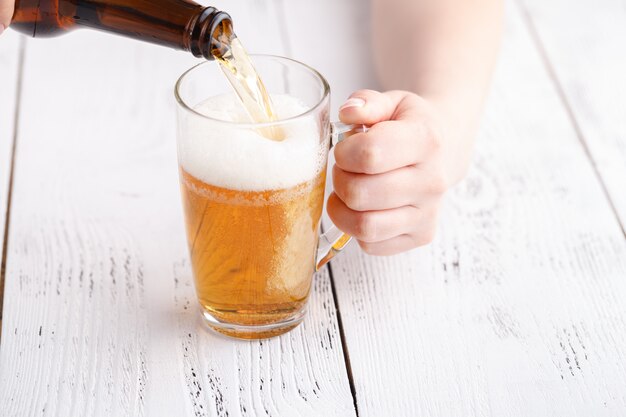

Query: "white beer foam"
left=180, top=93, right=325, bottom=191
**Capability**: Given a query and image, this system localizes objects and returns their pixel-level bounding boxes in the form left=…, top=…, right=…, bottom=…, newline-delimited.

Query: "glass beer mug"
left=175, top=56, right=357, bottom=339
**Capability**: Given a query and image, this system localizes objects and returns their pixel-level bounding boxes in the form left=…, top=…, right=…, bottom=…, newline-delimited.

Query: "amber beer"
left=180, top=169, right=326, bottom=337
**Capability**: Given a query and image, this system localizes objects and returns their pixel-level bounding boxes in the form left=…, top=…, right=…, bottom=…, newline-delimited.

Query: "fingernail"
left=0, top=24, right=5, bottom=36
left=339, top=97, right=365, bottom=111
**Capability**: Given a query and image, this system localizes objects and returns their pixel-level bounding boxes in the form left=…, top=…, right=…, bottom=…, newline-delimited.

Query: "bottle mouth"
left=189, top=7, right=233, bottom=60
left=207, top=12, right=234, bottom=59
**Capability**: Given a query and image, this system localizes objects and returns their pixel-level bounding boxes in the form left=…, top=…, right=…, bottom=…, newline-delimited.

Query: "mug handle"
left=316, top=122, right=367, bottom=270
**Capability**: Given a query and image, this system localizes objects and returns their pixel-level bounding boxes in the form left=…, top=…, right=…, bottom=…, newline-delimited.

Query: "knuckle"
left=357, top=240, right=380, bottom=255
left=335, top=182, right=361, bottom=210
left=341, top=180, right=366, bottom=211
left=417, top=118, right=443, bottom=154
left=354, top=212, right=377, bottom=242
left=428, top=127, right=444, bottom=152
left=326, top=193, right=341, bottom=219
left=333, top=171, right=367, bottom=211
left=414, top=227, right=437, bottom=247
left=332, top=167, right=350, bottom=201
left=424, top=169, right=448, bottom=195
left=358, top=141, right=382, bottom=173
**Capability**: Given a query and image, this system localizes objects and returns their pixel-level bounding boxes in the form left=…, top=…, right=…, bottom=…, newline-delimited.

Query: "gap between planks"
left=327, top=262, right=360, bottom=417
left=317, top=223, right=360, bottom=416
left=515, top=0, right=626, bottom=239
left=0, top=37, right=27, bottom=339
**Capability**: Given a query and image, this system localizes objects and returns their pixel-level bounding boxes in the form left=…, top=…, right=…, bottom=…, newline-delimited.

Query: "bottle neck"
left=12, top=0, right=232, bottom=60
left=68, top=1, right=231, bottom=60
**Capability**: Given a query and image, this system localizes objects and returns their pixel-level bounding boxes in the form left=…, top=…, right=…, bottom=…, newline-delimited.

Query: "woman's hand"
left=328, top=89, right=468, bottom=256
left=0, top=0, right=14, bottom=35
left=346, top=0, right=502, bottom=256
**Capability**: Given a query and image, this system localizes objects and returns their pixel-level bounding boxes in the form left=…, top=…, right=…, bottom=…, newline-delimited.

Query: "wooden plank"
left=0, top=31, right=22, bottom=324
left=519, top=0, right=626, bottom=231
left=325, top=3, right=626, bottom=416
left=0, top=1, right=356, bottom=415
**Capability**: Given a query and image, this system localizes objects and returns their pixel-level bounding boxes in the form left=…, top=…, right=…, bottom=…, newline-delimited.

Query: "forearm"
left=372, top=0, right=503, bottom=182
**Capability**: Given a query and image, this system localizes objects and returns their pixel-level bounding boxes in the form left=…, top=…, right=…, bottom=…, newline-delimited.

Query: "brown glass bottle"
left=10, top=0, right=233, bottom=60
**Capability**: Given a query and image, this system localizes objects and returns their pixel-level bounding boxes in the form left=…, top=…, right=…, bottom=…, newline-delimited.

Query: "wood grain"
left=0, top=1, right=356, bottom=415
left=4, top=1, right=625, bottom=415
left=519, top=0, right=626, bottom=232
left=328, top=3, right=626, bottom=416
left=0, top=31, right=23, bottom=325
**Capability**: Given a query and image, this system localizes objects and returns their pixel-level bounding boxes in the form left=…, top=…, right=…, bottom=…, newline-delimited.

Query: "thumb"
left=338, top=89, right=409, bottom=125
left=0, top=0, right=15, bottom=33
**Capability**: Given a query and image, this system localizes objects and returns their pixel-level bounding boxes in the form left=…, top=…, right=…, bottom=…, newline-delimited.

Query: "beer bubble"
left=180, top=94, right=326, bottom=192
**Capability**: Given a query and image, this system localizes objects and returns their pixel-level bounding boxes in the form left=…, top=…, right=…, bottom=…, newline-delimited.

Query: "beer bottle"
left=10, top=0, right=233, bottom=59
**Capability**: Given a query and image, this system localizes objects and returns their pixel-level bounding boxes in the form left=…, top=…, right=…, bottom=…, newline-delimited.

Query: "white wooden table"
left=2, top=0, right=626, bottom=415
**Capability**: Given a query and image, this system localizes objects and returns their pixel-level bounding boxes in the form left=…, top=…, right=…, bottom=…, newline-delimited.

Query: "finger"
left=0, top=0, right=14, bottom=30
left=356, top=193, right=441, bottom=255
left=333, top=165, right=416, bottom=211
left=333, top=164, right=446, bottom=211
left=338, top=90, right=409, bottom=125
left=327, top=193, right=422, bottom=243
left=357, top=218, right=438, bottom=255
left=334, top=119, right=439, bottom=174
left=357, top=235, right=421, bottom=256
